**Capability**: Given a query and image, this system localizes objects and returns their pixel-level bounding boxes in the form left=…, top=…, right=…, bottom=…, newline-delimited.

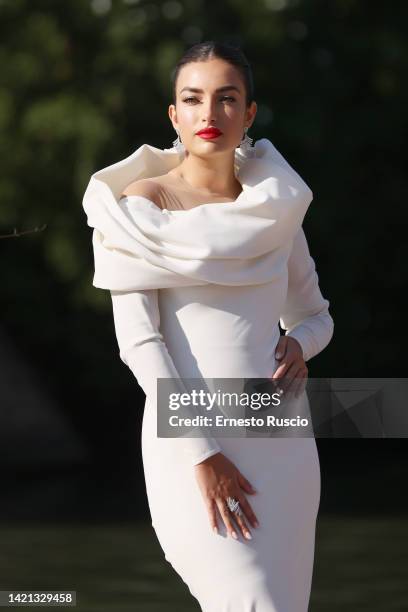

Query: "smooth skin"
left=168, top=57, right=256, bottom=198
left=169, top=57, right=309, bottom=542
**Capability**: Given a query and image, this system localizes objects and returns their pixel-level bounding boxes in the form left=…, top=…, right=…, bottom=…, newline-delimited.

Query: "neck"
left=172, top=150, right=242, bottom=198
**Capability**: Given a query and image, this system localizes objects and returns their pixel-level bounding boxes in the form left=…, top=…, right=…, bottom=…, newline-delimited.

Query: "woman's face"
left=169, top=58, right=257, bottom=158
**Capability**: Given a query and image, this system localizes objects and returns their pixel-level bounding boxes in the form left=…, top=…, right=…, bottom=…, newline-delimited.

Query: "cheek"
left=224, top=106, right=245, bottom=128
left=178, top=107, right=196, bottom=126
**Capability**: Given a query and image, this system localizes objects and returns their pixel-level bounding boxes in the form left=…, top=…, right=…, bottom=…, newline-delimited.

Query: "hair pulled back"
left=171, top=40, right=254, bottom=108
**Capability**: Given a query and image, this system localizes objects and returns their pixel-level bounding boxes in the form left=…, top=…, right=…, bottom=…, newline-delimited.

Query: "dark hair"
left=171, top=40, right=254, bottom=108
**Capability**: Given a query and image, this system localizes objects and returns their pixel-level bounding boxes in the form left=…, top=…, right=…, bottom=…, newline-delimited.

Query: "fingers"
left=273, top=336, right=304, bottom=381
left=206, top=498, right=219, bottom=534
left=274, top=336, right=288, bottom=360
left=237, top=471, right=257, bottom=495
left=236, top=494, right=260, bottom=530
left=278, top=361, right=300, bottom=393
left=198, top=456, right=261, bottom=542
left=283, top=365, right=308, bottom=398
left=215, top=498, right=239, bottom=540
left=236, top=472, right=260, bottom=529
left=230, top=499, right=253, bottom=540
left=272, top=360, right=288, bottom=379
left=214, top=492, right=259, bottom=541
left=289, top=374, right=303, bottom=398
left=294, top=369, right=308, bottom=398
left=299, top=372, right=308, bottom=396
left=272, top=350, right=308, bottom=397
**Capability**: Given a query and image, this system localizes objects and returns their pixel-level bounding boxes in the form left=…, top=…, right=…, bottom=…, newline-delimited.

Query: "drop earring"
left=239, top=126, right=255, bottom=157
left=172, top=130, right=185, bottom=156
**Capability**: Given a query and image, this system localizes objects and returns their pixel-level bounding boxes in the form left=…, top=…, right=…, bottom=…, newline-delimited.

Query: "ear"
left=245, top=100, right=257, bottom=128
left=168, top=104, right=178, bottom=131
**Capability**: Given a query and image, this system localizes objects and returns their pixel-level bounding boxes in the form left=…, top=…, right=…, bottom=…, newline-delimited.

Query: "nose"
left=201, top=97, right=218, bottom=124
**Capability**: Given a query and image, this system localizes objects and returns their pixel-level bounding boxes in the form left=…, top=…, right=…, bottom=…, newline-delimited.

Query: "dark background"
left=0, top=0, right=407, bottom=609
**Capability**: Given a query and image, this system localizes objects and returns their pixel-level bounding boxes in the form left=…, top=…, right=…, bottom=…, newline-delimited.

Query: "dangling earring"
left=172, top=130, right=185, bottom=156
left=239, top=126, right=255, bottom=156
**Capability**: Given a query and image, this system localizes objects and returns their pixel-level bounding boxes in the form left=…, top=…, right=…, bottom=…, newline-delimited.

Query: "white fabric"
left=82, top=139, right=334, bottom=611
left=82, top=138, right=313, bottom=290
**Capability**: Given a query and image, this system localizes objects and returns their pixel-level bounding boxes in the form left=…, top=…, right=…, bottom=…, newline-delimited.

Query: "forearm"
left=285, top=310, right=334, bottom=362
left=280, top=227, right=334, bottom=362
left=110, top=289, right=221, bottom=465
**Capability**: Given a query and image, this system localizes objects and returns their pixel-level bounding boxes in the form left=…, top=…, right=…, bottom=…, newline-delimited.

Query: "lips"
left=197, top=128, right=222, bottom=138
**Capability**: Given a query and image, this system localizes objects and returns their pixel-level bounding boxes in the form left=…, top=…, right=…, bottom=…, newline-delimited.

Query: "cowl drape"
left=82, top=138, right=313, bottom=290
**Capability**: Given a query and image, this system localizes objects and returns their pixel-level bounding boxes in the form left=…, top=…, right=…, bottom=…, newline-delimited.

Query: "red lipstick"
left=196, top=127, right=222, bottom=140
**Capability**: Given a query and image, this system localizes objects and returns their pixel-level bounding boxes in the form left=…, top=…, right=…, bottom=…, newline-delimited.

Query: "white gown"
left=82, top=138, right=334, bottom=611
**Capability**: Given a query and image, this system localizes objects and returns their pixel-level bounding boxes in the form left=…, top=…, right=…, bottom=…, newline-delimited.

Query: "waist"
left=164, top=332, right=282, bottom=379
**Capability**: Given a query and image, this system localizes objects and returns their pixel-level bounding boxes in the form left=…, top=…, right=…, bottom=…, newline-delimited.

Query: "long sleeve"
left=110, top=288, right=222, bottom=466
left=279, top=227, right=334, bottom=362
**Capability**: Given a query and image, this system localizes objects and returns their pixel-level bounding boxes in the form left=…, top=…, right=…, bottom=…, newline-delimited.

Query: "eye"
left=182, top=96, right=236, bottom=104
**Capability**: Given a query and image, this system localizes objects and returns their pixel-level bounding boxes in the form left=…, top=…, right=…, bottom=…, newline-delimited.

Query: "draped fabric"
left=82, top=138, right=313, bottom=291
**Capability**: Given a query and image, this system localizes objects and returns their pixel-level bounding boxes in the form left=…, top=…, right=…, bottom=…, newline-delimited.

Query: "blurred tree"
left=0, top=0, right=406, bottom=485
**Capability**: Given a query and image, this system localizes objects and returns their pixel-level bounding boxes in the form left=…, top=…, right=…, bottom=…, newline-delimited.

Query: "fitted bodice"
left=158, top=276, right=287, bottom=380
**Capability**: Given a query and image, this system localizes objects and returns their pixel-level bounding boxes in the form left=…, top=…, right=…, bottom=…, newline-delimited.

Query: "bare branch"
left=0, top=224, right=48, bottom=239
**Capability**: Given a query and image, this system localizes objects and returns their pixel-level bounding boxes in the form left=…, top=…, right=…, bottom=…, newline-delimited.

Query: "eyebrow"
left=180, top=85, right=241, bottom=94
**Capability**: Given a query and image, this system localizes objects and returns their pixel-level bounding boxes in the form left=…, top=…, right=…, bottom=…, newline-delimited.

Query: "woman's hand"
left=194, top=452, right=259, bottom=541
left=272, top=335, right=308, bottom=398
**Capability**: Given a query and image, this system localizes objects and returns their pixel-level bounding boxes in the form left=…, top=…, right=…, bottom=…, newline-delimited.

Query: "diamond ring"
left=226, top=496, right=243, bottom=517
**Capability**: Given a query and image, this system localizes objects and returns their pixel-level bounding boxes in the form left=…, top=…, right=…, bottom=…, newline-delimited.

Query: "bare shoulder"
left=120, top=179, right=163, bottom=209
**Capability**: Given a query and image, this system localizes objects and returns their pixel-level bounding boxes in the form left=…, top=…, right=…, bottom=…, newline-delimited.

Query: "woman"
left=83, top=41, right=334, bottom=611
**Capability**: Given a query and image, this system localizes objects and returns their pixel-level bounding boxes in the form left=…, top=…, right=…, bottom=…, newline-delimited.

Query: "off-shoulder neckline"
left=119, top=190, right=247, bottom=214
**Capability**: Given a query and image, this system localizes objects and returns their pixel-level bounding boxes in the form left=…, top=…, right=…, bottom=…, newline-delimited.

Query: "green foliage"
left=1, top=0, right=406, bottom=406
